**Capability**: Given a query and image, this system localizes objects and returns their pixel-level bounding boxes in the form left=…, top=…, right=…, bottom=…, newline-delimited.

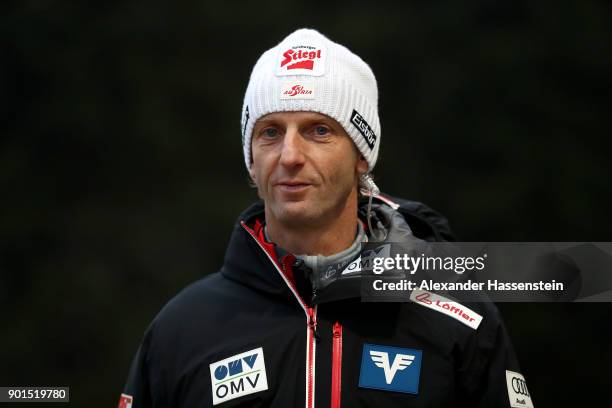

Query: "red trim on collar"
left=242, top=218, right=295, bottom=285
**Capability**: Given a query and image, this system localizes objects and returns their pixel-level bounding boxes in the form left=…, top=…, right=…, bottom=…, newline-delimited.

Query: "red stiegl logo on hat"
left=276, top=44, right=326, bottom=76
left=280, top=48, right=321, bottom=70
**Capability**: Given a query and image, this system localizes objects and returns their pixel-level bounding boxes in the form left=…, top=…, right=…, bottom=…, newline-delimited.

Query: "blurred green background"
left=2, top=0, right=611, bottom=407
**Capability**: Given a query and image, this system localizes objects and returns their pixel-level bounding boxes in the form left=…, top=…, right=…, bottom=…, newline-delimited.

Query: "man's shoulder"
left=153, top=269, right=254, bottom=323
left=387, top=194, right=456, bottom=242
left=364, top=193, right=456, bottom=242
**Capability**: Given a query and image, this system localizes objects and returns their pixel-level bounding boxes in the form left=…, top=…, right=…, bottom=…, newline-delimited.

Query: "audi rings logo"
left=505, top=370, right=533, bottom=408
left=511, top=377, right=530, bottom=397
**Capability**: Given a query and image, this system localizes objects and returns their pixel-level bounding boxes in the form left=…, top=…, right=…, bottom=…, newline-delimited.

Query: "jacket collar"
left=220, top=201, right=302, bottom=305
left=219, top=195, right=454, bottom=304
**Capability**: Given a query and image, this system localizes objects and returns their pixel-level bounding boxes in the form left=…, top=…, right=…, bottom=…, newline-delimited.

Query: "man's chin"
left=271, top=201, right=318, bottom=226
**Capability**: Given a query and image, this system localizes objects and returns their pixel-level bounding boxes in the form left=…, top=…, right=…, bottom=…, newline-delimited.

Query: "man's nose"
left=279, top=127, right=306, bottom=167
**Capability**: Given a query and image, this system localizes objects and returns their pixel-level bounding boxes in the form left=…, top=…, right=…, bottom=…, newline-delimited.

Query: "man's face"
left=250, top=111, right=368, bottom=228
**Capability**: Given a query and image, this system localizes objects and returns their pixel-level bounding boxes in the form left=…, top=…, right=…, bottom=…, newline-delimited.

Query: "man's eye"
left=262, top=128, right=279, bottom=138
left=314, top=126, right=330, bottom=136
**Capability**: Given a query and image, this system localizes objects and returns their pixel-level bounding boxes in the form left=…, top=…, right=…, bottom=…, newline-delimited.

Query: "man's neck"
left=265, top=193, right=360, bottom=256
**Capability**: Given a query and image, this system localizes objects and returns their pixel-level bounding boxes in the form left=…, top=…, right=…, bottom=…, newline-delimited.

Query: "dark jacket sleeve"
left=119, top=326, right=160, bottom=408
left=456, top=304, right=533, bottom=408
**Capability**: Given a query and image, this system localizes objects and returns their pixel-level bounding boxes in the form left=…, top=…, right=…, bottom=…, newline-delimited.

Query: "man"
left=119, top=29, right=533, bottom=408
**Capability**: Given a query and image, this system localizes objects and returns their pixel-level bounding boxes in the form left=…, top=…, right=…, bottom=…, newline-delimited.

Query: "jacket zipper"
left=307, top=307, right=318, bottom=408
left=241, top=222, right=318, bottom=408
left=331, top=322, right=343, bottom=408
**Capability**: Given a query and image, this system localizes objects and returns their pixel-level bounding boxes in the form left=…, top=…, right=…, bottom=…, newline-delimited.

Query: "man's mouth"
left=275, top=181, right=312, bottom=192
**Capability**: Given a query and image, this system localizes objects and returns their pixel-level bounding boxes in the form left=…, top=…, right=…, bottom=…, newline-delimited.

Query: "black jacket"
left=121, top=195, right=531, bottom=408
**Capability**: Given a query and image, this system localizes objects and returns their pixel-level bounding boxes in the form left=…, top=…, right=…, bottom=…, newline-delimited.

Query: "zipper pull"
left=333, top=321, right=342, bottom=338
left=307, top=308, right=320, bottom=342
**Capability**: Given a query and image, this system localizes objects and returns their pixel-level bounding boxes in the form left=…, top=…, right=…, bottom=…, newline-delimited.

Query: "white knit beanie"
left=241, top=28, right=381, bottom=171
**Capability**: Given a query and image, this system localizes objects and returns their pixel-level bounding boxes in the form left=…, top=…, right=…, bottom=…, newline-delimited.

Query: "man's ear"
left=356, top=154, right=369, bottom=176
left=248, top=165, right=256, bottom=182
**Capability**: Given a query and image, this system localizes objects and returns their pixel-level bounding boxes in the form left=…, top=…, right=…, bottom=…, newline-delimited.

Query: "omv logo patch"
left=209, top=347, right=268, bottom=405
left=358, top=343, right=422, bottom=394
